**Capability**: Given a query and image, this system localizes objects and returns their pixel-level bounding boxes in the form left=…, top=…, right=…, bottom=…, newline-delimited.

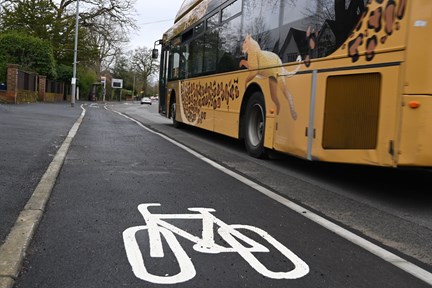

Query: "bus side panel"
left=177, top=77, right=234, bottom=134
left=272, top=72, right=312, bottom=159
left=213, top=73, right=244, bottom=139
left=397, top=0, right=432, bottom=167
left=214, top=109, right=240, bottom=139
left=198, top=106, right=217, bottom=132
left=404, top=0, right=432, bottom=95
left=399, top=96, right=432, bottom=166
left=301, top=0, right=410, bottom=167
left=310, top=62, right=402, bottom=167
left=269, top=0, right=411, bottom=165
left=178, top=80, right=215, bottom=132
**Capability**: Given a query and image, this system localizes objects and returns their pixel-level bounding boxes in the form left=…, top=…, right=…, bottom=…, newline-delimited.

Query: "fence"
left=0, top=64, right=69, bottom=104
left=44, top=79, right=65, bottom=102
left=15, top=70, right=38, bottom=103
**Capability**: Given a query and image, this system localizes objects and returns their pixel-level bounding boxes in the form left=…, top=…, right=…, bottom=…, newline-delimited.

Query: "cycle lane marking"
left=122, top=203, right=309, bottom=284
left=109, top=107, right=432, bottom=286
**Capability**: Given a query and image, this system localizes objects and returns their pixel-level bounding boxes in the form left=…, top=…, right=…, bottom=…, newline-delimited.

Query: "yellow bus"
left=155, top=0, right=432, bottom=168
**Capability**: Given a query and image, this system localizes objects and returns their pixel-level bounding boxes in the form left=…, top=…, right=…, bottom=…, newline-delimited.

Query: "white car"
left=140, top=97, right=152, bottom=105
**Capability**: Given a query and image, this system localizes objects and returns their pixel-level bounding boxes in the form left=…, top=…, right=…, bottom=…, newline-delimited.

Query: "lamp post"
left=132, top=71, right=136, bottom=101
left=71, top=0, right=80, bottom=107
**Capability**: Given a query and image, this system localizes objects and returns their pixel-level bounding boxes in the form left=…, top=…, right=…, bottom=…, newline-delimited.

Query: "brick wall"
left=0, top=64, right=68, bottom=103
left=0, top=64, right=18, bottom=103
left=38, top=75, right=46, bottom=101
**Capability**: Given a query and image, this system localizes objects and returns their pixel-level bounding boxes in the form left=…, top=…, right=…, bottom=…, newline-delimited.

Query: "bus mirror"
left=152, top=49, right=159, bottom=59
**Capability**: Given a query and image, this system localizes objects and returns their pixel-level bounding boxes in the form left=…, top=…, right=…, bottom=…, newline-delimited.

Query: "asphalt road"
left=1, top=101, right=431, bottom=287
left=0, top=103, right=82, bottom=244
left=115, top=101, right=432, bottom=268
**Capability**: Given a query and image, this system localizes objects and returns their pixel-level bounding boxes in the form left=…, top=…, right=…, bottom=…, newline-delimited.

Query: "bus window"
left=180, top=42, right=190, bottom=78
left=207, top=12, right=219, bottom=29
left=190, top=35, right=204, bottom=76
left=243, top=0, right=280, bottom=31
left=242, top=0, right=281, bottom=53
left=194, top=22, right=205, bottom=35
left=218, top=15, right=242, bottom=72
left=278, top=0, right=366, bottom=62
left=168, top=45, right=181, bottom=80
left=204, top=12, right=220, bottom=73
left=203, top=13, right=220, bottom=73
left=221, top=0, right=242, bottom=22
left=204, top=28, right=219, bottom=73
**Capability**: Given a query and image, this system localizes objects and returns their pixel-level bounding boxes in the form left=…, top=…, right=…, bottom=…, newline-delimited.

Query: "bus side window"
left=221, top=0, right=242, bottom=22
left=218, top=15, right=242, bottom=73
left=203, top=12, right=220, bottom=73
left=180, top=43, right=190, bottom=79
left=204, top=29, right=218, bottom=73
left=190, top=36, right=204, bottom=76
left=242, top=0, right=281, bottom=56
left=169, top=46, right=181, bottom=80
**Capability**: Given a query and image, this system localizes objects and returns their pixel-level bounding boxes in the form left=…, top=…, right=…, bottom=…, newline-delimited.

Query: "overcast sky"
left=126, top=0, right=184, bottom=51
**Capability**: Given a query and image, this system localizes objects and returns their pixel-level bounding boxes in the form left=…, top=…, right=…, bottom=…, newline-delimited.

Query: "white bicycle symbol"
left=123, top=203, right=309, bottom=284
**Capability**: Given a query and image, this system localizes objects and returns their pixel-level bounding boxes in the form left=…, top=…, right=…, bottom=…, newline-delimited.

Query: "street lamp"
left=132, top=71, right=136, bottom=101
left=71, top=0, right=80, bottom=107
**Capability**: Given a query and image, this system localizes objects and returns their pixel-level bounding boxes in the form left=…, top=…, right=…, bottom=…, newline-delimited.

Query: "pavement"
left=0, top=103, right=85, bottom=288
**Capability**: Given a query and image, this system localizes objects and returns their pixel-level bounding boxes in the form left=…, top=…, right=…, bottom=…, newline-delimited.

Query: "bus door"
left=158, top=45, right=170, bottom=116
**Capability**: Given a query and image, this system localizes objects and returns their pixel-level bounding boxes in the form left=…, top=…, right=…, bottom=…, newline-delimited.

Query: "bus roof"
left=175, top=0, right=203, bottom=23
left=163, top=0, right=210, bottom=44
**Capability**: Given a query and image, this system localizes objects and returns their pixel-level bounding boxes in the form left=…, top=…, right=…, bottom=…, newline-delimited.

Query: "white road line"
left=109, top=107, right=432, bottom=286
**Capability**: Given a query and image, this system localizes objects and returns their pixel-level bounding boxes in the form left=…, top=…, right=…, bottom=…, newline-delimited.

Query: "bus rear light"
left=408, top=101, right=421, bottom=109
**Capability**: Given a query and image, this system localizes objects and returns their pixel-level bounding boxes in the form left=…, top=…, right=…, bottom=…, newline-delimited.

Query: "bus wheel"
left=244, top=92, right=267, bottom=158
left=171, top=101, right=181, bottom=128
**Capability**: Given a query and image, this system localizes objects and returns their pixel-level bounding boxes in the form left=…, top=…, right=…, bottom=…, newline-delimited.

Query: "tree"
left=130, top=47, right=159, bottom=97
left=0, top=0, right=139, bottom=97
left=0, top=0, right=137, bottom=69
left=88, top=16, right=129, bottom=77
left=77, top=66, right=97, bottom=100
left=0, top=0, right=57, bottom=39
left=0, top=32, right=56, bottom=81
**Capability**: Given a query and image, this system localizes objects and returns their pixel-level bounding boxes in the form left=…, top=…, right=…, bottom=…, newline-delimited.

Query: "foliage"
left=1, top=0, right=57, bottom=39
left=77, top=66, right=97, bottom=98
left=0, top=0, right=137, bottom=70
left=0, top=31, right=57, bottom=81
left=0, top=0, right=162, bottom=100
left=56, top=64, right=73, bottom=83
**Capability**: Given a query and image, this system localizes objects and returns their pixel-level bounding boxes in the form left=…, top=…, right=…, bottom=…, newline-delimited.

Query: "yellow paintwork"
left=165, top=0, right=432, bottom=167
left=399, top=96, right=432, bottom=166
left=404, top=0, right=432, bottom=95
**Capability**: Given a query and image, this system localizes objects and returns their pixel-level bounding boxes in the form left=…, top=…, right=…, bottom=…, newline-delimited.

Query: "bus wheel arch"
left=240, top=84, right=267, bottom=158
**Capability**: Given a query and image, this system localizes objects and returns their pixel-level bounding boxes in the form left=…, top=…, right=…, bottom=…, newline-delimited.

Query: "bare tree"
left=130, top=47, right=159, bottom=96
left=87, top=16, right=130, bottom=77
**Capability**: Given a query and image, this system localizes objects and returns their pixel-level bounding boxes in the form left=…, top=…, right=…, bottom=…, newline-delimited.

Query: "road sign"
left=112, top=78, right=123, bottom=89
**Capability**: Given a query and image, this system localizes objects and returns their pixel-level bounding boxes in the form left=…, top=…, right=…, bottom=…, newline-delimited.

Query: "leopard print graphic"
left=180, top=79, right=240, bottom=125
left=345, top=0, right=407, bottom=62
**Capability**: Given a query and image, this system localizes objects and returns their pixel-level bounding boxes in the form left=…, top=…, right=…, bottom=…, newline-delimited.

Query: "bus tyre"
left=244, top=92, right=267, bottom=158
left=171, top=101, right=182, bottom=128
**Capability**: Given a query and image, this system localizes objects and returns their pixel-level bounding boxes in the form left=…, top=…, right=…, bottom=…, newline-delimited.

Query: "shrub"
left=0, top=32, right=57, bottom=82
